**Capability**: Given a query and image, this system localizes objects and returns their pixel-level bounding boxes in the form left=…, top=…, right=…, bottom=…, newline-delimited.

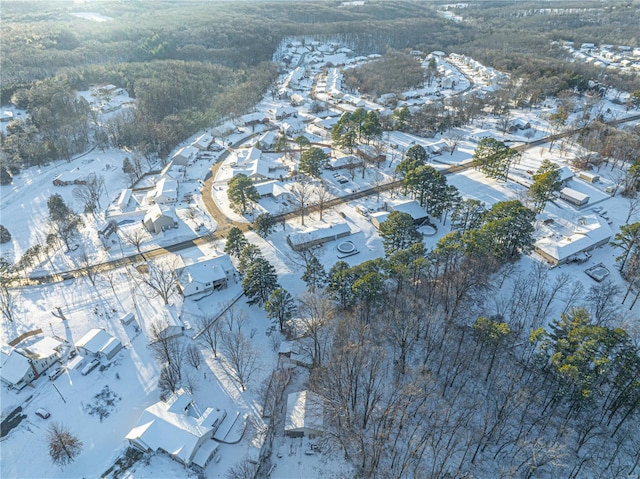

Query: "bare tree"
left=159, top=363, right=182, bottom=395
left=72, top=173, right=106, bottom=214
left=226, top=459, right=258, bottom=479
left=314, top=183, right=331, bottom=221
left=137, top=257, right=179, bottom=305
left=585, top=280, right=621, bottom=325
left=149, top=319, right=185, bottom=366
left=445, top=132, right=464, bottom=156
left=626, top=196, right=640, bottom=223
left=75, top=246, right=99, bottom=287
left=291, top=179, right=313, bottom=226
left=186, top=344, right=202, bottom=369
left=196, top=315, right=223, bottom=358
left=47, top=423, right=83, bottom=466
left=119, top=226, right=150, bottom=254
left=222, top=305, right=248, bottom=334
left=0, top=281, right=15, bottom=323
left=298, top=292, right=336, bottom=366
left=221, top=330, right=259, bottom=391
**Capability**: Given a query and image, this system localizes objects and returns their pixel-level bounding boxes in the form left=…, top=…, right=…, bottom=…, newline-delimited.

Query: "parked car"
left=49, top=366, right=64, bottom=381
left=35, top=408, right=50, bottom=419
left=81, top=358, right=100, bottom=376
left=61, top=272, right=74, bottom=280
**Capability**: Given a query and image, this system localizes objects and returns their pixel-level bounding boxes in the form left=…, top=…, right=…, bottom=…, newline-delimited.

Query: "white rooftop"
left=285, top=390, right=324, bottom=433
left=535, top=214, right=612, bottom=262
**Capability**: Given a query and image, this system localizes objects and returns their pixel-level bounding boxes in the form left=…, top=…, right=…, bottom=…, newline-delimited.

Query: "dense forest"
left=2, top=0, right=639, bottom=170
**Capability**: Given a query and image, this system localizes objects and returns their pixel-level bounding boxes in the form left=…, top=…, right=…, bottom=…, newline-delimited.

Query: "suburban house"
left=257, top=130, right=279, bottom=150
left=269, top=106, right=298, bottom=121
left=239, top=112, right=269, bottom=128
left=327, top=155, right=362, bottom=171
left=254, top=180, right=292, bottom=201
left=559, top=187, right=590, bottom=207
left=171, top=145, right=199, bottom=166
left=144, top=204, right=178, bottom=234
left=534, top=215, right=612, bottom=265
left=75, top=328, right=123, bottom=361
left=126, top=388, right=226, bottom=470
left=176, top=255, right=235, bottom=297
left=388, top=199, right=429, bottom=224
left=284, top=390, right=325, bottom=438
left=151, top=174, right=178, bottom=205
left=0, top=337, right=62, bottom=389
left=508, top=118, right=532, bottom=132
left=287, top=223, right=351, bottom=251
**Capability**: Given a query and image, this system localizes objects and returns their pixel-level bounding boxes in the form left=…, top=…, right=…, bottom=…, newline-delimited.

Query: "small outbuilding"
left=284, top=390, right=325, bottom=438
left=559, top=187, right=590, bottom=207
left=75, top=328, right=122, bottom=361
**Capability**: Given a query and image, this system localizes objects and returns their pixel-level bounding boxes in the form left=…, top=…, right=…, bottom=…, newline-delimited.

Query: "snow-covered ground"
left=2, top=38, right=639, bottom=478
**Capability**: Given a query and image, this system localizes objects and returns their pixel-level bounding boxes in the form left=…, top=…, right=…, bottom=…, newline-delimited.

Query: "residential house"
left=144, top=204, right=178, bottom=234
left=254, top=180, right=293, bottom=201
left=126, top=388, right=226, bottom=469
left=269, top=106, right=298, bottom=121
left=171, top=146, right=199, bottom=166
left=151, top=175, right=178, bottom=205
left=389, top=200, right=429, bottom=224
left=239, top=112, right=269, bottom=128
left=0, top=337, right=62, bottom=389
left=75, top=328, right=123, bottom=361
left=534, top=215, right=612, bottom=265
left=176, top=255, right=235, bottom=297
left=284, top=390, right=325, bottom=438
left=287, top=223, right=351, bottom=251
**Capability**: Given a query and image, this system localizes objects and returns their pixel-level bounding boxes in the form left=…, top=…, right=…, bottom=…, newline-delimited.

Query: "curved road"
left=9, top=113, right=640, bottom=289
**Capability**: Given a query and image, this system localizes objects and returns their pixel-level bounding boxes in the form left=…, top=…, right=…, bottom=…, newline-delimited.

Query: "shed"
left=578, top=171, right=599, bottom=183
left=560, top=187, right=590, bottom=207
left=75, top=328, right=122, bottom=360
left=284, top=391, right=325, bottom=438
left=370, top=211, right=390, bottom=229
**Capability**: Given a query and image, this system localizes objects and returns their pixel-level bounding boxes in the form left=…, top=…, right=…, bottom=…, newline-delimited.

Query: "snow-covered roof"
left=254, top=180, right=291, bottom=198
left=19, top=337, right=62, bottom=360
left=172, top=145, right=199, bottom=161
left=0, top=347, right=32, bottom=386
left=177, top=255, right=233, bottom=287
left=154, top=175, right=178, bottom=200
left=288, top=223, right=351, bottom=247
left=535, top=215, right=612, bottom=262
left=560, top=187, right=589, bottom=203
left=329, top=155, right=361, bottom=168
left=285, top=390, right=324, bottom=433
left=390, top=200, right=428, bottom=221
left=76, top=328, right=119, bottom=356
left=126, top=389, right=223, bottom=465
left=144, top=204, right=174, bottom=223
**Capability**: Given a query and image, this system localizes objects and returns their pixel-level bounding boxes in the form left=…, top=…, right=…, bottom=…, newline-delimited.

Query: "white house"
left=75, top=328, right=122, bottom=360
left=126, top=388, right=226, bottom=469
left=284, top=390, right=325, bottom=438
left=176, top=255, right=235, bottom=297
left=171, top=145, right=199, bottom=166
left=534, top=215, right=612, bottom=265
left=144, top=204, right=177, bottom=234
left=152, top=174, right=178, bottom=205
left=254, top=180, right=292, bottom=201
left=0, top=337, right=62, bottom=389
left=559, top=187, right=590, bottom=207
